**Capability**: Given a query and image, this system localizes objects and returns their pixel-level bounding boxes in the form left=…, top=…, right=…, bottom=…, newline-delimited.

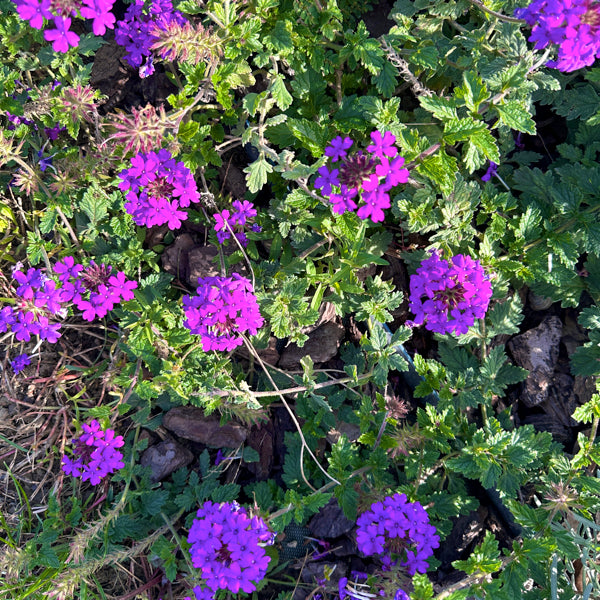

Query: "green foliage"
left=3, top=0, right=600, bottom=599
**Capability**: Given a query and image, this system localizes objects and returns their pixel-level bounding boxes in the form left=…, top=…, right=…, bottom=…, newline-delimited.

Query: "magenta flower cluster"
left=56, top=257, right=137, bottom=321
left=1, top=267, right=63, bottom=343
left=314, top=131, right=409, bottom=223
left=12, top=0, right=116, bottom=52
left=62, top=420, right=124, bottom=485
left=187, top=501, right=274, bottom=595
left=516, top=0, right=600, bottom=71
left=118, top=149, right=200, bottom=230
left=213, top=200, right=260, bottom=246
left=183, top=274, right=264, bottom=351
left=356, top=493, right=439, bottom=577
left=408, top=252, right=492, bottom=335
left=115, top=0, right=186, bottom=77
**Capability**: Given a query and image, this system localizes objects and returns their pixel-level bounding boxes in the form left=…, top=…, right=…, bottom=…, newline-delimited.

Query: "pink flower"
left=44, top=17, right=80, bottom=53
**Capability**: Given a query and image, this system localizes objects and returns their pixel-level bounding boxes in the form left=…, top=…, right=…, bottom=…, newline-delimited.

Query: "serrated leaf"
left=455, top=71, right=489, bottom=112
left=444, top=117, right=488, bottom=144
left=80, top=187, right=109, bottom=226
left=417, top=149, right=458, bottom=195
left=420, top=95, right=459, bottom=120
left=270, top=75, right=293, bottom=110
left=244, top=154, right=273, bottom=193
left=492, top=100, right=536, bottom=135
left=265, top=20, right=294, bottom=54
left=374, top=61, right=397, bottom=98
left=287, top=118, right=330, bottom=156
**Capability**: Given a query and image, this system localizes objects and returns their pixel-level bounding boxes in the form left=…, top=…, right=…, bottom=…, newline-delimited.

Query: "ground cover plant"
left=2, top=0, right=600, bottom=598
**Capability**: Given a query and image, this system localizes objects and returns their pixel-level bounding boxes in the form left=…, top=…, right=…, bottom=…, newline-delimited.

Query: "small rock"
left=300, top=561, right=347, bottom=584
left=278, top=321, right=345, bottom=369
left=326, top=422, right=361, bottom=445
left=245, top=422, right=274, bottom=480
left=140, top=439, right=193, bottom=482
left=571, top=376, right=596, bottom=406
left=187, top=245, right=220, bottom=286
left=163, top=406, right=248, bottom=447
left=161, top=233, right=197, bottom=283
left=528, top=291, right=554, bottom=311
left=508, top=316, right=563, bottom=407
left=438, top=507, right=488, bottom=567
left=308, top=497, right=355, bottom=539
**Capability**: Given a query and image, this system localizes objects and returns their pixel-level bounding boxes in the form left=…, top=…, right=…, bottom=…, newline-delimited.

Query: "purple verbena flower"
left=43, top=16, right=80, bottom=53
left=187, top=501, right=273, bottom=594
left=315, top=131, right=408, bottom=223
left=114, top=0, right=187, bottom=74
left=183, top=274, right=263, bottom=351
left=119, top=149, right=200, bottom=229
left=515, top=0, right=600, bottom=71
left=14, top=0, right=53, bottom=29
left=356, top=493, right=439, bottom=577
left=481, top=161, right=498, bottom=182
left=213, top=202, right=258, bottom=246
left=325, top=135, right=353, bottom=161
left=62, top=419, right=124, bottom=485
left=314, top=165, right=340, bottom=197
left=11, top=353, right=31, bottom=374
left=408, top=252, right=493, bottom=335
left=366, top=130, right=398, bottom=159
left=13, top=268, right=44, bottom=300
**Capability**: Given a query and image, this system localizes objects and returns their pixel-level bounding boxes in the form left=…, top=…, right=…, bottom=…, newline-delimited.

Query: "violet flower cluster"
left=118, top=149, right=200, bottom=230
left=408, top=252, right=493, bottom=336
left=114, top=0, right=186, bottom=77
left=62, top=419, right=124, bottom=485
left=12, top=0, right=116, bottom=52
left=356, top=493, right=439, bottom=577
left=183, top=274, right=264, bottom=351
left=1, top=267, right=64, bottom=344
left=10, top=353, right=31, bottom=374
left=55, top=257, right=138, bottom=321
left=314, top=131, right=409, bottom=223
left=187, top=501, right=274, bottom=595
left=516, top=0, right=600, bottom=72
left=214, top=200, right=260, bottom=246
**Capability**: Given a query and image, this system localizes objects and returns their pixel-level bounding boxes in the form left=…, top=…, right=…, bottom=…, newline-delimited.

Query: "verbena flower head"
left=515, top=0, right=600, bottom=71
left=408, top=252, right=492, bottom=335
left=183, top=274, right=263, bottom=351
left=315, top=131, right=409, bottom=223
left=12, top=0, right=116, bottom=51
left=356, top=493, right=439, bottom=576
left=118, top=149, right=200, bottom=230
left=11, top=353, right=31, bottom=374
left=187, top=501, right=274, bottom=594
left=114, top=0, right=187, bottom=77
left=54, top=258, right=138, bottom=321
left=213, top=200, right=259, bottom=245
left=62, top=419, right=124, bottom=485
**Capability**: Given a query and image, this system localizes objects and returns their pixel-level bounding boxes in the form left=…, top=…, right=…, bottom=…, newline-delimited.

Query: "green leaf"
left=455, top=71, right=489, bottom=113
left=141, top=489, right=169, bottom=514
left=453, top=531, right=502, bottom=575
left=373, top=60, right=397, bottom=98
left=486, top=294, right=524, bottom=337
left=244, top=154, right=273, bottom=193
left=492, top=100, right=536, bottom=135
left=80, top=186, right=109, bottom=226
left=270, top=75, right=293, bottom=110
left=417, top=149, right=458, bottom=195
left=420, top=95, right=459, bottom=120
left=287, top=118, right=330, bottom=156
left=444, top=117, right=488, bottom=144
left=264, top=20, right=294, bottom=54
